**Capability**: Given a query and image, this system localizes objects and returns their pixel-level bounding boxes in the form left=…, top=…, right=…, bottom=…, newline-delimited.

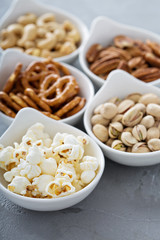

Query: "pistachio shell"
left=147, top=127, right=160, bottom=141
left=93, top=124, right=108, bottom=142
left=100, top=103, right=117, bottom=120
left=118, top=99, right=135, bottom=114
left=139, top=93, right=160, bottom=105
left=91, top=114, right=110, bottom=126
left=123, top=127, right=133, bottom=133
left=122, top=106, right=143, bottom=127
left=146, top=104, right=160, bottom=118
left=111, top=114, right=123, bottom=123
left=134, top=103, right=146, bottom=115
left=148, top=138, right=160, bottom=151
left=126, top=93, right=142, bottom=103
left=132, top=142, right=150, bottom=153
left=108, top=122, right=123, bottom=138
left=94, top=104, right=104, bottom=114
left=140, top=115, right=155, bottom=129
left=121, top=132, right=138, bottom=146
left=132, top=124, right=147, bottom=141
left=111, top=140, right=126, bottom=151
left=108, top=97, right=121, bottom=106
left=106, top=138, right=114, bottom=147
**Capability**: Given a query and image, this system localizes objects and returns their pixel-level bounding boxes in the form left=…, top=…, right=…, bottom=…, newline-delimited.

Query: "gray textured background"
left=1, top=0, right=160, bottom=239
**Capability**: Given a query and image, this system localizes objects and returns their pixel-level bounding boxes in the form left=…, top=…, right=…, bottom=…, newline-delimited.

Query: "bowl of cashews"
left=0, top=108, right=105, bottom=211
left=0, top=49, right=94, bottom=126
left=0, top=0, right=89, bottom=63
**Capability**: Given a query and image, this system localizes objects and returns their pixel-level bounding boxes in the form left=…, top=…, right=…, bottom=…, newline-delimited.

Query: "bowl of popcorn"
left=0, top=49, right=94, bottom=126
left=84, top=69, right=160, bottom=167
left=0, top=107, right=104, bottom=211
left=0, top=0, right=88, bottom=63
left=79, top=16, right=160, bottom=88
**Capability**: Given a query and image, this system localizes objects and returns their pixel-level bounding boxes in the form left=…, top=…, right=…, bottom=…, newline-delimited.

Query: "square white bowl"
left=84, top=69, right=160, bottom=167
left=79, top=16, right=160, bottom=88
left=0, top=107, right=105, bottom=211
left=0, top=49, right=94, bottom=126
left=0, top=0, right=89, bottom=63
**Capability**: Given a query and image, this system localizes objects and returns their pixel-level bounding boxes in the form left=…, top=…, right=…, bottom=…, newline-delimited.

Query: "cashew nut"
left=0, top=30, right=17, bottom=49
left=17, top=13, right=37, bottom=25
left=37, top=13, right=55, bottom=26
left=17, top=24, right=37, bottom=47
left=37, top=32, right=57, bottom=50
left=7, top=24, right=24, bottom=37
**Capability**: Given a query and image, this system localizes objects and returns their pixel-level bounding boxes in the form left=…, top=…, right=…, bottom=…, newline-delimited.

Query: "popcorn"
left=8, top=176, right=31, bottom=195
left=0, top=123, right=99, bottom=198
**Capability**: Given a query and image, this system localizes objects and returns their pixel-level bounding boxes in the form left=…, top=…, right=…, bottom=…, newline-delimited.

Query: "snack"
left=0, top=13, right=81, bottom=58
left=0, top=123, right=99, bottom=198
left=86, top=35, right=160, bottom=82
left=0, top=59, right=86, bottom=119
left=91, top=92, right=160, bottom=153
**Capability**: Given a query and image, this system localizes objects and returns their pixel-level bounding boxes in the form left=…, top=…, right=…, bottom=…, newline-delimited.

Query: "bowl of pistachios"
left=84, top=69, right=160, bottom=167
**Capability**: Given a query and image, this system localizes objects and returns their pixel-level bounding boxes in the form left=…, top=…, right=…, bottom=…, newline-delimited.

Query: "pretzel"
left=17, top=93, right=39, bottom=110
left=3, top=63, right=22, bottom=93
left=9, top=92, right=28, bottom=108
left=24, top=88, right=52, bottom=113
left=66, top=97, right=86, bottom=117
left=0, top=101, right=16, bottom=118
left=41, top=76, right=79, bottom=107
left=43, top=58, right=70, bottom=76
left=0, top=91, right=21, bottom=111
left=39, top=73, right=59, bottom=96
left=55, top=96, right=85, bottom=118
left=42, top=112, right=61, bottom=120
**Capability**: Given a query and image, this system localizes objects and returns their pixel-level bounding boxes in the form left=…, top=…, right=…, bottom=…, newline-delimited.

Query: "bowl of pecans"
left=0, top=0, right=88, bottom=63
left=84, top=69, right=160, bottom=167
left=79, top=16, right=160, bottom=88
left=0, top=49, right=94, bottom=126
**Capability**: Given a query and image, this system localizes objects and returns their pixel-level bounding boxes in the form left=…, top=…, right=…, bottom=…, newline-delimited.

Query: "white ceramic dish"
left=79, top=16, right=160, bottom=88
left=84, top=69, right=160, bottom=167
left=0, top=107, right=105, bottom=211
left=0, top=49, right=94, bottom=126
left=0, top=0, right=89, bottom=64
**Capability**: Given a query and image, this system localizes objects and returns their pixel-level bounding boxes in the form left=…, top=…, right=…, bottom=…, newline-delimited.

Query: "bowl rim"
left=0, top=49, right=95, bottom=125
left=84, top=69, right=160, bottom=161
left=0, top=107, right=105, bottom=203
left=79, top=16, right=160, bottom=87
left=0, top=0, right=89, bottom=62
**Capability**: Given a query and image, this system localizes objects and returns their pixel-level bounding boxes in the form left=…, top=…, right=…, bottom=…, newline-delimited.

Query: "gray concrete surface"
left=1, top=0, right=160, bottom=239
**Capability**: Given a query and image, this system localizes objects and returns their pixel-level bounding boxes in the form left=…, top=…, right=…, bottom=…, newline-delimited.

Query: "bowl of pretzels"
left=0, top=49, right=94, bottom=126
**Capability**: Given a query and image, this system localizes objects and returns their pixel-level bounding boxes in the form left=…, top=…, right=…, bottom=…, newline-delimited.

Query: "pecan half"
left=146, top=40, right=160, bottom=57
left=132, top=67, right=160, bottom=82
left=128, top=56, right=145, bottom=70
left=144, top=52, right=160, bottom=68
left=117, top=60, right=130, bottom=72
left=90, top=58, right=120, bottom=75
left=86, top=44, right=103, bottom=63
left=114, top=35, right=134, bottom=48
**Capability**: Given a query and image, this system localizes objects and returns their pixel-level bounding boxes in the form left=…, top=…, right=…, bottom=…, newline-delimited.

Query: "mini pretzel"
left=24, top=88, right=52, bottom=113
left=0, top=91, right=21, bottom=111
left=41, top=76, right=79, bottom=107
left=9, top=92, right=28, bottom=108
left=42, top=112, right=61, bottom=120
left=43, top=58, right=70, bottom=76
left=39, top=73, right=59, bottom=96
left=66, top=97, right=86, bottom=117
left=3, top=63, right=22, bottom=93
left=0, top=101, right=16, bottom=118
left=17, top=93, right=39, bottom=110
left=55, top=96, right=85, bottom=118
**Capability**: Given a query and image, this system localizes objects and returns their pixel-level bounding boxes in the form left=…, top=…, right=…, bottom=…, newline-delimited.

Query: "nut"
left=132, top=124, right=147, bottom=141
left=146, top=103, right=160, bottom=118
left=139, top=93, right=160, bottom=105
left=125, top=93, right=142, bottom=103
left=111, top=140, right=126, bottom=151
left=132, top=142, right=150, bottom=153
left=106, top=138, right=114, bottom=147
left=122, top=106, right=143, bottom=127
left=140, top=115, right=155, bottom=129
left=94, top=104, right=104, bottom=114
left=91, top=114, right=110, bottom=126
left=121, top=132, right=137, bottom=146
left=147, top=127, right=160, bottom=141
left=100, top=103, right=117, bottom=120
left=133, top=103, right=146, bottom=115
left=108, top=122, right=123, bottom=138
left=93, top=124, right=108, bottom=142
left=86, top=44, right=102, bottom=63
left=118, top=99, right=135, bottom=114
left=114, top=35, right=134, bottom=48
left=111, top=114, right=123, bottom=123
left=108, top=97, right=121, bottom=106
left=123, top=127, right=133, bottom=133
left=148, top=139, right=160, bottom=151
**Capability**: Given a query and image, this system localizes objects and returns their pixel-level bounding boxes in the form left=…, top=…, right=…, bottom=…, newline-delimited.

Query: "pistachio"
left=139, top=93, right=160, bottom=105
left=111, top=140, right=126, bottom=151
left=148, top=138, right=160, bottom=151
left=121, top=132, right=138, bottom=146
left=126, top=93, right=142, bottom=103
left=108, top=96, right=121, bottom=106
left=146, top=103, right=160, bottom=118
left=147, top=127, right=160, bottom=140
left=91, top=114, right=110, bottom=126
left=94, top=104, right=104, bottom=114
left=132, top=142, right=150, bottom=153
left=123, top=127, right=133, bottom=133
left=111, top=114, right=123, bottom=123
left=106, top=138, right=114, bottom=147
left=132, top=124, right=147, bottom=141
left=118, top=99, right=135, bottom=114
left=140, top=115, right=155, bottom=129
left=108, top=122, right=123, bottom=138
left=93, top=124, right=108, bottom=142
left=122, top=106, right=143, bottom=127
left=100, top=103, right=117, bottom=120
left=134, top=103, right=146, bottom=115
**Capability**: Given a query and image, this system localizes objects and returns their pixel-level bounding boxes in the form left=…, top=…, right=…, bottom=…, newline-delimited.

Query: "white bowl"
left=0, top=0, right=89, bottom=64
left=0, top=49, right=94, bottom=126
left=0, top=107, right=105, bottom=211
left=79, top=16, right=160, bottom=88
left=84, top=69, right=160, bottom=167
